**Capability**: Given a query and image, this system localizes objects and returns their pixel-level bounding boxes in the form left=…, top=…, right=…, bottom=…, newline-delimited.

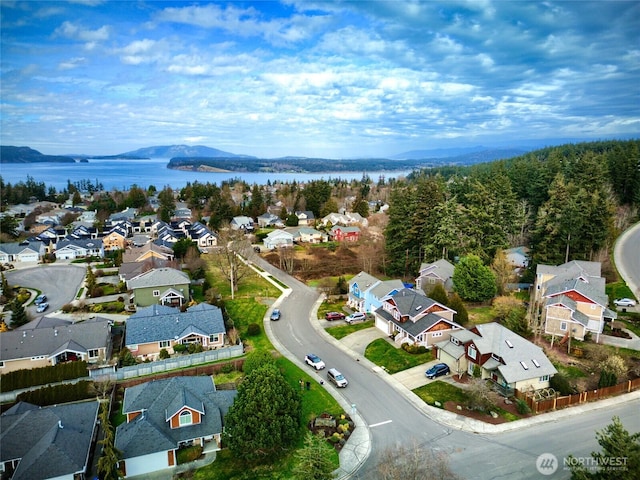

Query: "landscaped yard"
left=326, top=320, right=374, bottom=340
left=364, top=338, right=433, bottom=374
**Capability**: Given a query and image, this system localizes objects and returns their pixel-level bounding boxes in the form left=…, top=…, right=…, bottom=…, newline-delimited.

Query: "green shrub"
left=400, top=343, right=427, bottom=354
left=598, top=370, right=617, bottom=388
left=176, top=445, right=203, bottom=464
left=17, top=380, right=92, bottom=406
left=550, top=373, right=574, bottom=395
left=247, top=323, right=261, bottom=336
left=0, top=361, right=88, bottom=393
left=516, top=398, right=531, bottom=415
left=472, top=364, right=482, bottom=378
left=159, top=348, right=170, bottom=360
left=221, top=362, right=235, bottom=374
left=173, top=344, right=187, bottom=354
left=187, top=343, right=203, bottom=354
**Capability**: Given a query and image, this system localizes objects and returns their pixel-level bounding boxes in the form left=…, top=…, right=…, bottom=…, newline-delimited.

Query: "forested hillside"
left=384, top=139, right=640, bottom=277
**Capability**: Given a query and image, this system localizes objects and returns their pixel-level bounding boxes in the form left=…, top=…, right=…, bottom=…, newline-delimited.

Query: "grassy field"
left=466, top=305, right=495, bottom=326
left=413, top=380, right=468, bottom=406
left=364, top=338, right=433, bottom=374
left=326, top=320, right=374, bottom=340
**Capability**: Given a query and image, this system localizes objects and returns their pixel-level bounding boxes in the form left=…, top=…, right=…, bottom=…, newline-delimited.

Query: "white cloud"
left=54, top=21, right=110, bottom=42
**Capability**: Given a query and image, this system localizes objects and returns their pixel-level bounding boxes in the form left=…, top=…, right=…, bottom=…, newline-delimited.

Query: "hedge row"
left=16, top=380, right=93, bottom=406
left=1, top=361, right=88, bottom=393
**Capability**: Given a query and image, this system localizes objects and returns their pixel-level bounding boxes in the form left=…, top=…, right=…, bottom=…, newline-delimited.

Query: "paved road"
left=615, top=221, right=640, bottom=305
left=4, top=264, right=86, bottom=322
left=256, top=255, right=640, bottom=480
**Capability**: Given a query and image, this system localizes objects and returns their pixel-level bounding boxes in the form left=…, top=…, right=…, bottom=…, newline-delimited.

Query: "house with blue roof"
left=124, top=303, right=227, bottom=361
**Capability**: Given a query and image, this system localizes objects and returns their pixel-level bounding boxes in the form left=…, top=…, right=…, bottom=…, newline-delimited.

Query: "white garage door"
left=124, top=451, right=170, bottom=478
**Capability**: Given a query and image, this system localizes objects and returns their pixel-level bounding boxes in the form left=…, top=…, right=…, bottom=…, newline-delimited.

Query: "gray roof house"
left=416, top=259, right=455, bottom=293
left=436, top=322, right=557, bottom=395
left=128, top=267, right=191, bottom=307
left=0, top=317, right=112, bottom=374
left=115, top=376, right=236, bottom=478
left=0, top=400, right=100, bottom=480
left=55, top=237, right=104, bottom=260
left=373, top=288, right=462, bottom=348
left=125, top=303, right=227, bottom=360
left=0, top=241, right=45, bottom=264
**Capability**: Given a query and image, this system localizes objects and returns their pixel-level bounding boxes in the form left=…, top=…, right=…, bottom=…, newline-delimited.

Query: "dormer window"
left=451, top=337, right=460, bottom=346
left=179, top=410, right=193, bottom=426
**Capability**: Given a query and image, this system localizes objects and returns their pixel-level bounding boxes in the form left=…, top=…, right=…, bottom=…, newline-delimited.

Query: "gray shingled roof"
left=115, top=377, right=236, bottom=459
left=472, top=323, right=557, bottom=384
left=370, top=279, right=405, bottom=299
left=545, top=295, right=594, bottom=327
left=545, top=278, right=608, bottom=307
left=0, top=401, right=99, bottom=480
left=0, top=317, right=111, bottom=361
left=349, top=271, right=380, bottom=291
left=418, top=258, right=455, bottom=280
left=125, top=303, right=225, bottom=346
left=128, top=267, right=190, bottom=289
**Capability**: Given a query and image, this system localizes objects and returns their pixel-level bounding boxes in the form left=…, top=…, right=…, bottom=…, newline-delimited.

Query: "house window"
left=429, top=278, right=436, bottom=284
left=31, top=355, right=46, bottom=361
left=540, top=375, right=550, bottom=382
left=209, top=334, right=219, bottom=343
left=0, top=361, right=4, bottom=368
left=431, top=332, right=443, bottom=338
left=560, top=321, right=567, bottom=331
left=179, top=410, right=193, bottom=426
left=153, top=290, right=160, bottom=297
left=468, top=345, right=477, bottom=360
left=159, top=340, right=170, bottom=348
left=88, top=349, right=99, bottom=358
left=451, top=337, right=460, bottom=346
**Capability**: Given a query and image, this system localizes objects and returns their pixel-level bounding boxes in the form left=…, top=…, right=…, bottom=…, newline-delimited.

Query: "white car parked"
left=304, top=354, right=326, bottom=370
left=345, top=312, right=367, bottom=324
left=614, top=298, right=636, bottom=307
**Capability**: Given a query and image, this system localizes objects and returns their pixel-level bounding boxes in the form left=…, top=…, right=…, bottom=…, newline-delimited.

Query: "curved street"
left=255, top=223, right=640, bottom=480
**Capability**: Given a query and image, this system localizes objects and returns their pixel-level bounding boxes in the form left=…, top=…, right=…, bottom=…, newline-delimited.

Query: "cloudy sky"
left=1, top=1, right=638, bottom=158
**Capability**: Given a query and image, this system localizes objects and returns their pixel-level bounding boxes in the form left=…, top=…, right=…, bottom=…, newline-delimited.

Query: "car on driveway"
left=270, top=308, right=281, bottom=321
left=35, top=294, right=47, bottom=305
left=614, top=298, right=636, bottom=307
left=36, top=302, right=49, bottom=313
left=425, top=363, right=450, bottom=379
left=345, top=312, right=367, bottom=324
left=325, top=311, right=346, bottom=321
left=304, top=353, right=326, bottom=370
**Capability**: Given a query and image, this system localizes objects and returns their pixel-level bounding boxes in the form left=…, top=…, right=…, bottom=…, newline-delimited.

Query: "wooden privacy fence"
left=515, top=378, right=640, bottom=414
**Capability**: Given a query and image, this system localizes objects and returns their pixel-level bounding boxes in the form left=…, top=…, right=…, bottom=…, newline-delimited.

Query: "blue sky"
left=1, top=1, right=638, bottom=158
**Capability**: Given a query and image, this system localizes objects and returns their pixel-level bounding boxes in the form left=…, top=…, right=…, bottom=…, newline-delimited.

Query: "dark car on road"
left=325, top=311, right=346, bottom=321
left=425, top=363, right=450, bottom=379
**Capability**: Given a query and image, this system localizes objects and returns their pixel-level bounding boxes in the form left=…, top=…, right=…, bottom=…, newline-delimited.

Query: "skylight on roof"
left=520, top=361, right=529, bottom=370
left=416, top=305, right=422, bottom=310
left=532, top=359, right=541, bottom=368
left=506, top=340, right=514, bottom=348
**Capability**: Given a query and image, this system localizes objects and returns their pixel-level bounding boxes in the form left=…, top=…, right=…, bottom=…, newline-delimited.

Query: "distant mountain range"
left=113, top=144, right=255, bottom=159
left=0, top=146, right=75, bottom=163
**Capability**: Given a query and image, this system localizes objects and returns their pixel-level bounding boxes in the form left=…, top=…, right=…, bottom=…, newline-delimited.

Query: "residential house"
left=0, top=400, right=100, bottom=480
left=128, top=267, right=191, bottom=307
left=533, top=261, right=615, bottom=342
left=0, top=241, right=44, bottom=264
left=292, top=227, right=326, bottom=244
left=102, top=224, right=129, bottom=251
left=124, top=303, right=226, bottom=360
left=319, top=211, right=369, bottom=228
left=347, top=271, right=405, bottom=314
left=55, top=238, right=104, bottom=260
left=263, top=229, right=294, bottom=250
left=415, top=259, right=455, bottom=294
left=329, top=225, right=361, bottom=242
left=230, top=216, right=254, bottom=232
left=295, top=210, right=315, bottom=226
left=109, top=207, right=137, bottom=223
left=373, top=288, right=462, bottom=348
left=68, top=225, right=99, bottom=239
left=505, top=246, right=529, bottom=270
left=0, top=317, right=112, bottom=374
left=189, top=222, right=218, bottom=249
left=173, top=207, right=192, bottom=220
left=257, top=212, right=284, bottom=228
left=77, top=209, right=97, bottom=224
left=115, top=376, right=236, bottom=478
left=435, top=322, right=557, bottom=395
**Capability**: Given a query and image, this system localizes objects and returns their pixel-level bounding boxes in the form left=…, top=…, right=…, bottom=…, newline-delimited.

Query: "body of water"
left=0, top=158, right=414, bottom=191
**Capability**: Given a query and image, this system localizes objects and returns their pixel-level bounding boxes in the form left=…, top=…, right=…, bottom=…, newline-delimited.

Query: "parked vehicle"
left=345, top=312, right=367, bottom=324
left=35, top=294, right=47, bottom=305
left=36, top=302, right=49, bottom=313
left=327, top=368, right=348, bottom=387
left=614, top=298, right=636, bottom=307
left=304, top=353, right=326, bottom=370
left=425, top=363, right=450, bottom=379
left=270, top=309, right=281, bottom=321
left=325, top=311, right=346, bottom=321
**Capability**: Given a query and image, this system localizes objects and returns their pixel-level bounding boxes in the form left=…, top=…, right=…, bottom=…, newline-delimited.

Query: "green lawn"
left=466, top=305, right=495, bottom=326
left=413, top=380, right=468, bottom=406
left=317, top=297, right=349, bottom=318
left=555, top=363, right=588, bottom=379
left=605, top=281, right=635, bottom=303
left=364, top=338, right=433, bottom=374
left=326, top=321, right=374, bottom=340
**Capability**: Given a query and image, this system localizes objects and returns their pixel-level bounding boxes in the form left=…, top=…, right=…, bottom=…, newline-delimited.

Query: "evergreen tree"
left=223, top=363, right=302, bottom=463
left=428, top=283, right=449, bottom=306
left=452, top=255, right=497, bottom=302
left=568, top=416, right=640, bottom=480
left=292, top=432, right=336, bottom=480
left=157, top=186, right=176, bottom=223
left=9, top=298, right=29, bottom=328
left=97, top=402, right=122, bottom=480
left=448, top=293, right=469, bottom=325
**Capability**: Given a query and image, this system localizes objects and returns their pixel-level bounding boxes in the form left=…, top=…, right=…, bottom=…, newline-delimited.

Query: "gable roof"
left=125, top=303, right=226, bottom=346
left=349, top=271, right=380, bottom=291
left=115, top=376, right=236, bottom=458
left=418, top=259, right=455, bottom=280
left=128, top=267, right=190, bottom=289
left=0, top=401, right=100, bottom=480
left=471, top=323, right=557, bottom=384
left=370, top=279, right=405, bottom=299
left=0, top=317, right=111, bottom=362
left=544, top=278, right=609, bottom=307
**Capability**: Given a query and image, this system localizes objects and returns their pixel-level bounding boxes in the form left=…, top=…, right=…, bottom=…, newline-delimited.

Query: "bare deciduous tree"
left=373, top=439, right=462, bottom=480
left=209, top=227, right=255, bottom=299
